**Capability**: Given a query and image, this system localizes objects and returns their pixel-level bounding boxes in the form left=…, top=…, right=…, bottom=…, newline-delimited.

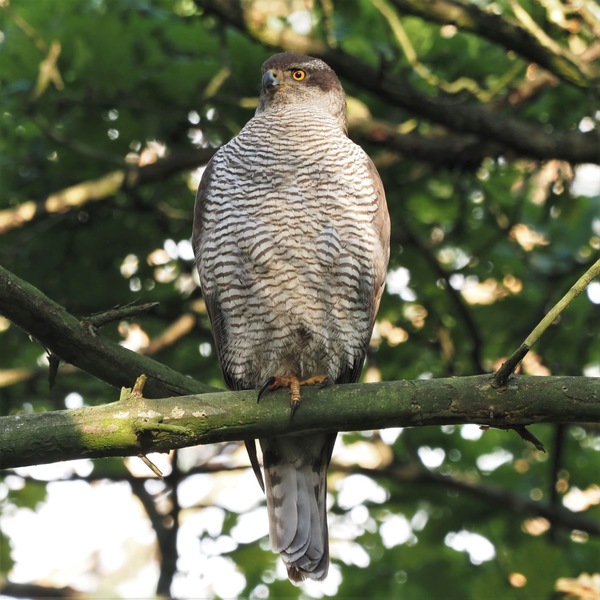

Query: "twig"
left=517, top=426, right=546, bottom=450
left=500, top=424, right=546, bottom=452
left=84, top=302, right=159, bottom=329
left=47, top=351, right=60, bottom=388
left=492, top=258, right=600, bottom=388
left=132, top=374, right=147, bottom=397
left=138, top=453, right=164, bottom=479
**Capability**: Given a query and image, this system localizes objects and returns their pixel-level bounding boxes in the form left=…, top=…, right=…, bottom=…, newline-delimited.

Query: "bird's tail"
left=259, top=432, right=336, bottom=582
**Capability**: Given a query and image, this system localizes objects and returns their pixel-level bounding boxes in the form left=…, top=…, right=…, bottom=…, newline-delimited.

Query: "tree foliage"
left=0, top=0, right=599, bottom=598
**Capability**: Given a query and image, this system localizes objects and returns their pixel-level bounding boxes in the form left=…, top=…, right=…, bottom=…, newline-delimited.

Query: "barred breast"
left=196, top=105, right=384, bottom=389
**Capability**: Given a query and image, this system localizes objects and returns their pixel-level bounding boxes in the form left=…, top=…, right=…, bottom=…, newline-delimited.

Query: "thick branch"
left=1, top=374, right=598, bottom=470
left=197, top=0, right=600, bottom=163
left=0, top=265, right=216, bottom=398
left=12, top=458, right=599, bottom=536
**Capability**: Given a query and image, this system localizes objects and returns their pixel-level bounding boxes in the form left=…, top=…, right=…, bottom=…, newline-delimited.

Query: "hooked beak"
left=262, top=70, right=279, bottom=93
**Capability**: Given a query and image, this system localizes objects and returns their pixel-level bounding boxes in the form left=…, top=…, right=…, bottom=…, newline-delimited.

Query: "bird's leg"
left=289, top=377, right=301, bottom=415
left=257, top=374, right=328, bottom=416
left=258, top=375, right=301, bottom=413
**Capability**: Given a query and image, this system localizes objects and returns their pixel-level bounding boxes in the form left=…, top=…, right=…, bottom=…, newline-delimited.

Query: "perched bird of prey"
left=193, top=52, right=390, bottom=582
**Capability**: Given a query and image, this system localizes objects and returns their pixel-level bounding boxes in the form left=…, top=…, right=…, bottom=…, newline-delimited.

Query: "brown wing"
left=192, top=155, right=241, bottom=392
left=336, top=155, right=390, bottom=385
left=193, top=156, right=267, bottom=490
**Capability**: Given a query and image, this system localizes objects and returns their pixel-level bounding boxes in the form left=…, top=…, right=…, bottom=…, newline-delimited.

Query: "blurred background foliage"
left=0, top=0, right=599, bottom=598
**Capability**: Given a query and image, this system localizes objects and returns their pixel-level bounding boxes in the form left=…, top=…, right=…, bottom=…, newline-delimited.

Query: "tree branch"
left=1, top=373, right=598, bottom=470
left=0, top=265, right=216, bottom=398
left=0, top=120, right=501, bottom=245
left=327, top=49, right=600, bottom=164
left=0, top=582, right=77, bottom=599
left=179, top=460, right=600, bottom=535
left=11, top=458, right=599, bottom=536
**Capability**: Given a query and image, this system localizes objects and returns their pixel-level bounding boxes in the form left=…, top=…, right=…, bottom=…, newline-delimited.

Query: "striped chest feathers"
left=205, top=111, right=379, bottom=240
left=199, top=108, right=380, bottom=317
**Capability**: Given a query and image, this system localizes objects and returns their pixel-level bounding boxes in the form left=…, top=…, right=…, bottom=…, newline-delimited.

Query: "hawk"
left=193, top=52, right=390, bottom=582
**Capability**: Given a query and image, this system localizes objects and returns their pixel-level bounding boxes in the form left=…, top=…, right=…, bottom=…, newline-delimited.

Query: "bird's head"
left=256, top=52, right=347, bottom=131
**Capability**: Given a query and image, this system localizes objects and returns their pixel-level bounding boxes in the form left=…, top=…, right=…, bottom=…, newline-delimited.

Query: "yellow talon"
left=257, top=373, right=328, bottom=416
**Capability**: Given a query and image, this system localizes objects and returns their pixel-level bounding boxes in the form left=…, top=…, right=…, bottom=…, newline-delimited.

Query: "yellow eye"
left=291, top=69, right=306, bottom=81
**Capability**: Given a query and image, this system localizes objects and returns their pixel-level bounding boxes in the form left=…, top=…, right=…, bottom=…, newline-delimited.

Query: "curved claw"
left=318, top=376, right=329, bottom=389
left=257, top=376, right=277, bottom=403
left=290, top=399, right=301, bottom=418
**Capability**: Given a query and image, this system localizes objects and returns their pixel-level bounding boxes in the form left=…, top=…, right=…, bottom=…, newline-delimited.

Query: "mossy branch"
left=1, top=373, right=599, bottom=470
